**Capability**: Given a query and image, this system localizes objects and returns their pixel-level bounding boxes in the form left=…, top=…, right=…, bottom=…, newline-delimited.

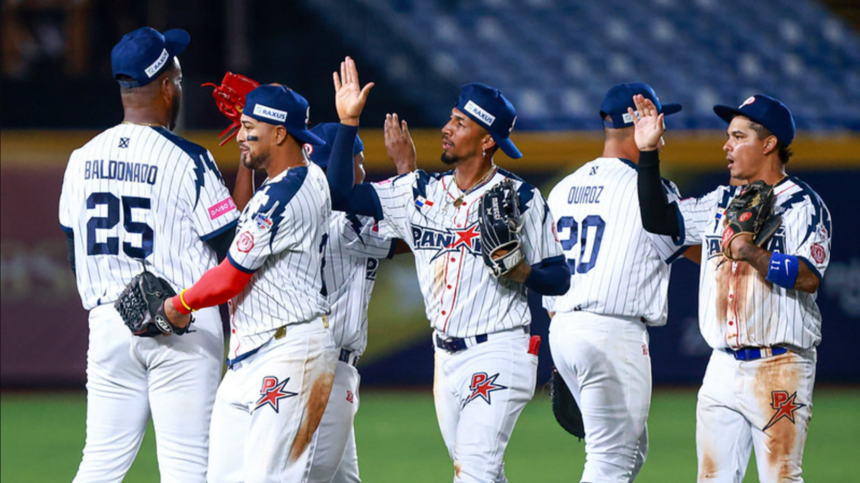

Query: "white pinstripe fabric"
left=676, top=177, right=831, bottom=350
left=370, top=169, right=563, bottom=338
left=58, top=124, right=238, bottom=309
left=542, top=158, right=686, bottom=326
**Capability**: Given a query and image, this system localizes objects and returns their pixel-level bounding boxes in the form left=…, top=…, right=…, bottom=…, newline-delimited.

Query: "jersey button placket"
left=441, top=205, right=466, bottom=327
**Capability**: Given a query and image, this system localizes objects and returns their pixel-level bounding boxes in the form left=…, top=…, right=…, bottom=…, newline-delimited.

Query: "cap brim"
left=496, top=137, right=522, bottom=159
left=291, top=129, right=326, bottom=146
left=713, top=105, right=743, bottom=124
left=662, top=103, right=683, bottom=116
left=163, top=29, right=190, bottom=56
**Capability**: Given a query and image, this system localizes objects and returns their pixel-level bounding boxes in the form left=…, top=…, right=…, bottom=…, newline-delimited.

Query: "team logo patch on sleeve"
left=811, top=243, right=826, bottom=264
left=763, top=390, right=806, bottom=431
left=462, top=372, right=508, bottom=408
left=237, top=231, right=255, bottom=252
left=255, top=376, right=298, bottom=413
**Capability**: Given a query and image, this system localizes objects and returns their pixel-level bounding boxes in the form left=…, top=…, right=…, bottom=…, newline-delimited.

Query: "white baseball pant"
left=72, top=304, right=223, bottom=483
left=549, top=312, right=651, bottom=483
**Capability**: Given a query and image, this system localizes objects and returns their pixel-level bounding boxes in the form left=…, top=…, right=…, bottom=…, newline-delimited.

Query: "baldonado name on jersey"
left=411, top=222, right=482, bottom=261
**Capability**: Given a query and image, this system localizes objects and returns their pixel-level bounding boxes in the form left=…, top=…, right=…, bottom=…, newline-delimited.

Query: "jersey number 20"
left=86, top=192, right=154, bottom=259
left=557, top=215, right=606, bottom=275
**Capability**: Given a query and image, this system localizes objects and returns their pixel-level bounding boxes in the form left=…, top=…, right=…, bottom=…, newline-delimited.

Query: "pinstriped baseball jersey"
left=323, top=212, right=395, bottom=354
left=370, top=168, right=563, bottom=338
left=675, top=176, right=831, bottom=350
left=226, top=162, right=330, bottom=358
left=58, top=124, right=238, bottom=310
left=542, top=158, right=686, bottom=326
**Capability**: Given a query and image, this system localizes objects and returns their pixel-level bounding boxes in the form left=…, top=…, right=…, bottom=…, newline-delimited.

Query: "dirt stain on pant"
left=753, top=354, right=805, bottom=481
left=289, top=369, right=334, bottom=463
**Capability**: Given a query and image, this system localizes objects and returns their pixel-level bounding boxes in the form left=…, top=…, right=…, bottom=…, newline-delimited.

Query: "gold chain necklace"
left=122, top=121, right=166, bottom=128
left=452, top=165, right=497, bottom=208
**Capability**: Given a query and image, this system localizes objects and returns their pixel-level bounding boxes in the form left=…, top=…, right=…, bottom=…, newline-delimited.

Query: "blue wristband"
left=766, top=253, right=799, bottom=289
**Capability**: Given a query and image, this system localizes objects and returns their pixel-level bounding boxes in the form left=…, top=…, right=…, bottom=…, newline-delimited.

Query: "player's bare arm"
left=384, top=112, right=417, bottom=173
left=334, top=56, right=374, bottom=127
left=232, top=162, right=255, bottom=211
left=730, top=236, right=820, bottom=293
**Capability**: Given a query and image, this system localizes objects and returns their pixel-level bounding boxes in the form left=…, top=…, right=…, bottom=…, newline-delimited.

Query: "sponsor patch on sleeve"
left=209, top=198, right=238, bottom=220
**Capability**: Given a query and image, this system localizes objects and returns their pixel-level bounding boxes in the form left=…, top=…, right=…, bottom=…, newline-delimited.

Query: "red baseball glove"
left=202, top=72, right=260, bottom=145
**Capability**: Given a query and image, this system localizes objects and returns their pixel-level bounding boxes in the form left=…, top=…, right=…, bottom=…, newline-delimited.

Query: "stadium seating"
left=305, top=0, right=860, bottom=130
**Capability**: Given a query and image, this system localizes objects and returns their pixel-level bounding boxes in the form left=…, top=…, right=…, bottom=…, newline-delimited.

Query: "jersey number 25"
left=86, top=192, right=154, bottom=259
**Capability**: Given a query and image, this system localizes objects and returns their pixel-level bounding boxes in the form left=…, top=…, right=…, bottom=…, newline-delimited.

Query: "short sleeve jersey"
left=370, top=168, right=564, bottom=338
left=675, top=176, right=832, bottom=350
left=225, top=162, right=331, bottom=358
left=58, top=124, right=238, bottom=309
left=542, top=158, right=686, bottom=326
left=323, top=212, right=395, bottom=355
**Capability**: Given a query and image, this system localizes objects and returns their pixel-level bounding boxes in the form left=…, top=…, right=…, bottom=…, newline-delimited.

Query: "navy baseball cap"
left=306, top=122, right=364, bottom=169
left=600, top=82, right=682, bottom=129
left=244, top=85, right=325, bottom=146
left=455, top=83, right=522, bottom=159
left=713, top=94, right=796, bottom=146
left=111, top=27, right=190, bottom=88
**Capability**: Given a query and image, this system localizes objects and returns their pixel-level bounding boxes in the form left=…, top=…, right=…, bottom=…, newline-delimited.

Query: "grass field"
left=2, top=387, right=858, bottom=482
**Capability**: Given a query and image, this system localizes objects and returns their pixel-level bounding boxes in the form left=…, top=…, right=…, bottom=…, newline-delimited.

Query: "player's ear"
left=762, top=135, right=778, bottom=156
left=481, top=134, right=496, bottom=152
left=161, top=75, right=175, bottom=104
left=274, top=126, right=288, bottom=146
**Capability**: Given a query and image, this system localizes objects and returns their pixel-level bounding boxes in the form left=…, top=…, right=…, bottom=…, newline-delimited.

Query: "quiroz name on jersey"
left=84, top=159, right=158, bottom=185
left=567, top=185, right=604, bottom=204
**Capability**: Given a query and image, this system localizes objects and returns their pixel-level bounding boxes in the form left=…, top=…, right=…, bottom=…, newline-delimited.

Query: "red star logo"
left=763, top=391, right=806, bottom=431
left=447, top=223, right=481, bottom=251
left=255, top=376, right=298, bottom=413
left=464, top=372, right=508, bottom=407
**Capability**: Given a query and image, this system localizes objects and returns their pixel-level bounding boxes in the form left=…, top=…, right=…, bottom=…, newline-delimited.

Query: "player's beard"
left=243, top=148, right=269, bottom=171
left=168, top=90, right=181, bottom=131
left=440, top=151, right=460, bottom=166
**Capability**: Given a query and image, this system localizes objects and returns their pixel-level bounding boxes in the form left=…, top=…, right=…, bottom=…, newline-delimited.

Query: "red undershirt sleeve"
left=171, top=257, right=254, bottom=314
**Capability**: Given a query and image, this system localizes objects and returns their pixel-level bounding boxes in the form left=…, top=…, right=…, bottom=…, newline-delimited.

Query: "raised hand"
left=629, top=94, right=665, bottom=152
left=333, top=56, right=375, bottom=127
left=384, top=113, right=416, bottom=174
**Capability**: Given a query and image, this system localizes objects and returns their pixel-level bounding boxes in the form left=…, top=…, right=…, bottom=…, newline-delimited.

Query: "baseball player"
left=303, top=121, right=414, bottom=483
left=633, top=94, right=831, bottom=482
left=58, top=27, right=239, bottom=482
left=161, top=85, right=342, bottom=482
left=327, top=57, right=570, bottom=482
left=228, top=119, right=414, bottom=483
left=543, top=83, right=687, bottom=482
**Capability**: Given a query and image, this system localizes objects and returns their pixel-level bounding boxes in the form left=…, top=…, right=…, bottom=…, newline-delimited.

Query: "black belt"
left=339, top=348, right=360, bottom=367
left=435, top=326, right=529, bottom=353
left=725, top=347, right=787, bottom=361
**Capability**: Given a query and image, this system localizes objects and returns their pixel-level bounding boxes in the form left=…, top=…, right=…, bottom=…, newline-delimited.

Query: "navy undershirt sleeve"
left=524, top=255, right=570, bottom=295
left=327, top=124, right=383, bottom=219
left=63, top=228, right=76, bottom=276
left=638, top=150, right=681, bottom=237
left=204, top=225, right=236, bottom=262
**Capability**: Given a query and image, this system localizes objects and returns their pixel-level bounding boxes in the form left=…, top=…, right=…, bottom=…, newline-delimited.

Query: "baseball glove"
left=550, top=368, right=585, bottom=439
left=478, top=179, right=524, bottom=278
left=114, top=271, right=192, bottom=337
left=721, top=180, right=782, bottom=260
left=202, top=72, right=260, bottom=146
